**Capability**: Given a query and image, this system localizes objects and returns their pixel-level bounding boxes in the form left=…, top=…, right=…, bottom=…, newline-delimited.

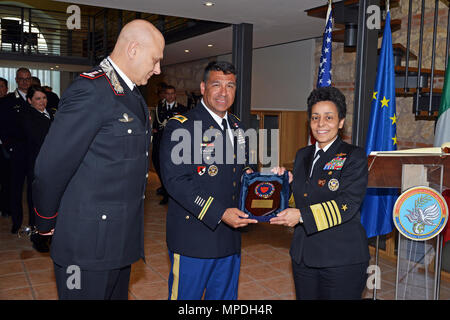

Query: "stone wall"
left=146, top=57, right=217, bottom=109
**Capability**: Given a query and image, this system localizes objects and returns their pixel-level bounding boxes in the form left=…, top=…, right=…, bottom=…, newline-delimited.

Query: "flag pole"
left=373, top=235, right=379, bottom=299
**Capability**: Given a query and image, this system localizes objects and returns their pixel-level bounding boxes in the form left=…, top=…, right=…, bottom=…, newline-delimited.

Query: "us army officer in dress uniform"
left=32, top=20, right=164, bottom=300
left=160, top=61, right=257, bottom=300
left=270, top=86, right=370, bottom=300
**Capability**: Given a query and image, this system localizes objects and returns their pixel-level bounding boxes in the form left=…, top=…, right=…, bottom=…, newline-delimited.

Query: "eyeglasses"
left=17, top=77, right=31, bottom=82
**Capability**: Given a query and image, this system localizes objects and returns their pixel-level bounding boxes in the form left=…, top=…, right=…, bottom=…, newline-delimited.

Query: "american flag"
left=309, top=1, right=333, bottom=146
left=317, top=2, right=333, bottom=88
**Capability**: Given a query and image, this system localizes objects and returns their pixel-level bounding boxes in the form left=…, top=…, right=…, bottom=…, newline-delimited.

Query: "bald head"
left=110, top=19, right=165, bottom=86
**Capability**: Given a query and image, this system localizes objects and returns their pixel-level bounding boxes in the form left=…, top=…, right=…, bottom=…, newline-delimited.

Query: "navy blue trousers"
left=168, top=251, right=240, bottom=300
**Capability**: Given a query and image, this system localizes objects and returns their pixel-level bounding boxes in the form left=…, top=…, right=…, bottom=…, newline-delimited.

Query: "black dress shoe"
left=32, top=241, right=49, bottom=253
left=31, top=234, right=50, bottom=253
left=11, top=225, right=20, bottom=234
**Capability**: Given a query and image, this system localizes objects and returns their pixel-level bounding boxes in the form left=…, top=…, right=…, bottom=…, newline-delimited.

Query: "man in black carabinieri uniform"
left=0, top=68, right=32, bottom=233
left=32, top=20, right=165, bottom=300
left=160, top=61, right=257, bottom=300
left=152, top=85, right=187, bottom=205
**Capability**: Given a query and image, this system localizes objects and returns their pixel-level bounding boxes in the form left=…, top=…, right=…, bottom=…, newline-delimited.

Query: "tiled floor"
left=0, top=172, right=449, bottom=300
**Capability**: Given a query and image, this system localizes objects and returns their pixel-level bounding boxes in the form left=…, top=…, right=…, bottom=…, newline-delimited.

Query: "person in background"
left=0, top=77, right=10, bottom=218
left=153, top=82, right=167, bottom=198
left=0, top=68, right=32, bottom=233
left=152, top=85, right=187, bottom=205
left=22, top=86, right=53, bottom=252
left=0, top=77, right=8, bottom=98
left=31, top=77, right=60, bottom=116
left=270, top=86, right=370, bottom=300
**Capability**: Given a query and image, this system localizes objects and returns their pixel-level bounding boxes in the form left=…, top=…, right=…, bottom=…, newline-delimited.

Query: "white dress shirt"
left=310, top=136, right=338, bottom=177
left=107, top=56, right=135, bottom=91
left=201, top=98, right=234, bottom=146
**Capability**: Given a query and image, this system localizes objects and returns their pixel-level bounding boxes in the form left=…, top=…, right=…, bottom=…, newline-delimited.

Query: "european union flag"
left=360, top=11, right=398, bottom=238
left=317, top=2, right=332, bottom=88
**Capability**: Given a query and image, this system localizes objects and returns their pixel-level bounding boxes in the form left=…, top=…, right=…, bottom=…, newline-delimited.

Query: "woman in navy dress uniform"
left=270, top=86, right=370, bottom=300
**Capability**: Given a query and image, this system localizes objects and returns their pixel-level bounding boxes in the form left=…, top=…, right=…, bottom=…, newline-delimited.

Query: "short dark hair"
left=0, top=77, right=7, bottom=87
left=307, top=86, right=347, bottom=120
left=16, top=67, right=31, bottom=77
left=26, top=85, right=46, bottom=101
left=165, top=85, right=176, bottom=92
left=203, top=61, right=236, bottom=83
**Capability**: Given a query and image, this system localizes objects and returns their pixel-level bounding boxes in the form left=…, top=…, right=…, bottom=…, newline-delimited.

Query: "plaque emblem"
left=255, top=182, right=275, bottom=199
left=208, top=165, right=218, bottom=177
left=328, top=178, right=339, bottom=191
left=393, top=186, right=448, bottom=241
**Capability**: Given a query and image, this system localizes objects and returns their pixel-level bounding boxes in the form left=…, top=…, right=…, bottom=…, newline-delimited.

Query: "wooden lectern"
left=367, top=146, right=449, bottom=300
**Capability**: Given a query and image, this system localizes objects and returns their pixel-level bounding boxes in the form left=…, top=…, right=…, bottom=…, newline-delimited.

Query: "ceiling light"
left=184, top=49, right=190, bottom=53
left=207, top=44, right=213, bottom=47
left=204, top=2, right=214, bottom=7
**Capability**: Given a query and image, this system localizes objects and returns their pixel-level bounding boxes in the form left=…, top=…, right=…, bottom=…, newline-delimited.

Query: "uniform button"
left=142, top=195, right=146, bottom=199
left=185, top=215, right=190, bottom=220
left=146, top=130, right=148, bottom=134
left=128, top=129, right=132, bottom=134
left=101, top=214, right=107, bottom=220
left=233, top=182, right=236, bottom=187
left=232, top=195, right=235, bottom=200
left=146, top=173, right=148, bottom=178
left=146, top=151, right=149, bottom=156
left=304, top=193, right=308, bottom=197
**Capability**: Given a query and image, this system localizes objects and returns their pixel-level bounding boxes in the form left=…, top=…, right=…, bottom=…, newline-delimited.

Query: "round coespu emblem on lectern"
left=393, top=186, right=448, bottom=241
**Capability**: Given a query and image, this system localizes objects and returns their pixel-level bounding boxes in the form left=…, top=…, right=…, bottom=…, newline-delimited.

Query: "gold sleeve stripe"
left=331, top=200, right=342, bottom=224
left=323, top=202, right=336, bottom=226
left=310, top=203, right=329, bottom=231
left=198, top=196, right=214, bottom=220
left=323, top=201, right=337, bottom=226
left=170, top=253, right=180, bottom=300
left=288, top=194, right=296, bottom=207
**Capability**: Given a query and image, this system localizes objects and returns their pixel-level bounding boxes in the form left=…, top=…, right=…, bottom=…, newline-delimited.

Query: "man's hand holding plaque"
left=238, top=171, right=290, bottom=222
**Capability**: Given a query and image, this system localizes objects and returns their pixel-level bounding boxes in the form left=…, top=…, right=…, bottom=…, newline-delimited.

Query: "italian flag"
left=434, top=61, right=450, bottom=147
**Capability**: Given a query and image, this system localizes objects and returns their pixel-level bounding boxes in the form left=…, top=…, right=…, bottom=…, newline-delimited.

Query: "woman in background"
left=23, top=86, right=53, bottom=252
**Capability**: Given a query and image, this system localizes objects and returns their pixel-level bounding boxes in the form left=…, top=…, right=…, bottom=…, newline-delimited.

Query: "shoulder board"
left=170, top=115, right=188, bottom=123
left=228, top=112, right=241, bottom=122
left=80, top=69, right=105, bottom=79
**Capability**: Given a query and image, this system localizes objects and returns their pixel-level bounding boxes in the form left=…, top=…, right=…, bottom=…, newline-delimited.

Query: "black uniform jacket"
left=0, top=90, right=30, bottom=155
left=21, top=106, right=53, bottom=171
left=152, top=101, right=188, bottom=165
left=290, top=137, right=370, bottom=268
left=153, top=100, right=188, bottom=134
left=32, top=58, right=151, bottom=270
left=160, top=102, right=251, bottom=259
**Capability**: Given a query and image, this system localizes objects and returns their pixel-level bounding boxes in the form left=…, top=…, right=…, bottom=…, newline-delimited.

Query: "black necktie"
left=222, top=118, right=233, bottom=148
left=310, top=149, right=324, bottom=177
left=222, top=118, right=228, bottom=130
